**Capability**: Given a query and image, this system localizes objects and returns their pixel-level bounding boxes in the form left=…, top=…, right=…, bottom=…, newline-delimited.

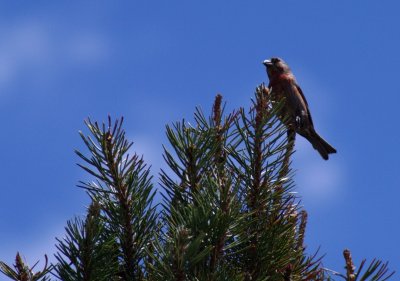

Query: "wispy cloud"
left=293, top=137, right=345, bottom=206
left=0, top=22, right=49, bottom=88
left=0, top=222, right=65, bottom=269
left=65, top=32, right=110, bottom=65
left=0, top=20, right=110, bottom=91
left=129, top=135, right=166, bottom=176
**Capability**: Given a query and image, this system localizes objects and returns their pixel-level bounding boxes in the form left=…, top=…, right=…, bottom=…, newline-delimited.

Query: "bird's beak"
left=263, top=59, right=272, bottom=66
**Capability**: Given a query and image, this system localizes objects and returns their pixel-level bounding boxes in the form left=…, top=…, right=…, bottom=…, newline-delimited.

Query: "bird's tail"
left=306, top=131, right=337, bottom=160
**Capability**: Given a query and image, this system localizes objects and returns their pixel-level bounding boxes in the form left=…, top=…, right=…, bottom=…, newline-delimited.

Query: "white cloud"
left=20, top=230, right=62, bottom=266
left=0, top=22, right=49, bottom=87
left=293, top=137, right=345, bottom=205
left=0, top=222, right=65, bottom=269
left=129, top=135, right=165, bottom=175
left=66, top=32, right=110, bottom=64
left=0, top=20, right=110, bottom=90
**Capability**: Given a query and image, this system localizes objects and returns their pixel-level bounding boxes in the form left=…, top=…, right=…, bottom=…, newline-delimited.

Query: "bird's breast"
left=269, top=73, right=294, bottom=85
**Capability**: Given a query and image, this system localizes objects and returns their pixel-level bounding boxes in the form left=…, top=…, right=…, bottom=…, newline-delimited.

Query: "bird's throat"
left=269, top=73, right=294, bottom=85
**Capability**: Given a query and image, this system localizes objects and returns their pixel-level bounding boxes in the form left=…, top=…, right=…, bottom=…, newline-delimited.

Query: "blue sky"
left=0, top=1, right=399, bottom=274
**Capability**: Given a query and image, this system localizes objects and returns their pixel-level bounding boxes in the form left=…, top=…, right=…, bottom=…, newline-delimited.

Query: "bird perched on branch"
left=263, top=57, right=336, bottom=160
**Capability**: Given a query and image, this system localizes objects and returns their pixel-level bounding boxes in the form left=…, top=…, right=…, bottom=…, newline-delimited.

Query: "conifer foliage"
left=0, top=86, right=394, bottom=280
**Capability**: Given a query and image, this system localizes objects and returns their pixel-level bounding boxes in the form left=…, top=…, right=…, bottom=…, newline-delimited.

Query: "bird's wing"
left=281, top=80, right=315, bottom=127
left=294, top=82, right=314, bottom=126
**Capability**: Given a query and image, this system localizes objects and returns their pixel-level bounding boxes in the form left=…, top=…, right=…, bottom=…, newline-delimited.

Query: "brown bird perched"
left=263, top=57, right=336, bottom=160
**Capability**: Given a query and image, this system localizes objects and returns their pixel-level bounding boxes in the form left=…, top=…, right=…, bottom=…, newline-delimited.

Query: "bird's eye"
left=271, top=58, right=279, bottom=63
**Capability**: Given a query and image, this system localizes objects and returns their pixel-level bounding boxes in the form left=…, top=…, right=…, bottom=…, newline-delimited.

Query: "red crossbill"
left=263, top=57, right=336, bottom=160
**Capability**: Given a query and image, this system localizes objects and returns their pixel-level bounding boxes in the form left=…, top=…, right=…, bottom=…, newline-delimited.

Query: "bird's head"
left=263, top=57, right=291, bottom=78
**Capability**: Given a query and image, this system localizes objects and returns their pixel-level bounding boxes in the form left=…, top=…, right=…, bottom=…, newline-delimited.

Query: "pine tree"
left=0, top=86, right=394, bottom=281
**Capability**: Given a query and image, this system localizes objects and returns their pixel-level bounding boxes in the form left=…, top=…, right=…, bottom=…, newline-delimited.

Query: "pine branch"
left=75, top=116, right=157, bottom=281
left=227, top=85, right=323, bottom=280
left=0, top=253, right=51, bottom=281
left=325, top=249, right=394, bottom=281
left=149, top=94, right=244, bottom=280
left=1, top=85, right=392, bottom=281
left=54, top=202, right=119, bottom=281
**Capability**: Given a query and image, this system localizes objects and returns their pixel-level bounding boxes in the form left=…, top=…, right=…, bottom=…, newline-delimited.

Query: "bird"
left=262, top=57, right=336, bottom=160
